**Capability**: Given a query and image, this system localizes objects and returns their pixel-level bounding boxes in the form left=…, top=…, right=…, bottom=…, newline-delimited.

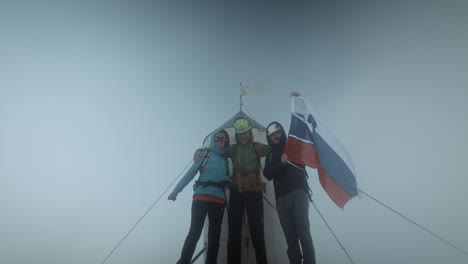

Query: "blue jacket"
left=170, top=130, right=230, bottom=200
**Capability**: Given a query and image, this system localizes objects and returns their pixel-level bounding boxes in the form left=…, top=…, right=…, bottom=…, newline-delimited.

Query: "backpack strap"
left=253, top=142, right=260, bottom=156
left=200, top=150, right=211, bottom=171
left=231, top=144, right=243, bottom=192
left=253, top=142, right=262, bottom=170
left=193, top=150, right=210, bottom=190
left=199, top=149, right=211, bottom=172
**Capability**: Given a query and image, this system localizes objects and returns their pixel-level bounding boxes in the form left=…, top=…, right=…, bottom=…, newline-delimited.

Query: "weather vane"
left=239, top=82, right=268, bottom=111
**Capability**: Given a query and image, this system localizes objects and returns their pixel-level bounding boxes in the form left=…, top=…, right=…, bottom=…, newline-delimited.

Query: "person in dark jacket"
left=263, top=121, right=316, bottom=264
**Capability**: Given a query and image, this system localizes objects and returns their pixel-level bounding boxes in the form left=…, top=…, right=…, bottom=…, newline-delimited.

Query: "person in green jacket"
left=226, top=118, right=271, bottom=264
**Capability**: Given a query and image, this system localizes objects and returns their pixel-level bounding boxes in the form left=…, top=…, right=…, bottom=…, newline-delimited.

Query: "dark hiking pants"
left=177, top=200, right=225, bottom=264
left=276, top=189, right=316, bottom=264
left=227, top=189, right=268, bottom=264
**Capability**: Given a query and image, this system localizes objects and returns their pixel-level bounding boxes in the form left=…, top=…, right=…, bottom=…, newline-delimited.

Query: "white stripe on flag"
left=288, top=134, right=314, bottom=145
left=291, top=96, right=356, bottom=175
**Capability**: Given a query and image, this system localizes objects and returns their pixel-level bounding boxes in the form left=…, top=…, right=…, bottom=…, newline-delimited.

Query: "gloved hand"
left=281, top=153, right=288, bottom=164
left=168, top=195, right=176, bottom=201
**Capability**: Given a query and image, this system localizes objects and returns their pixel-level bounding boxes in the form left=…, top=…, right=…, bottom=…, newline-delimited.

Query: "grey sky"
left=2, top=1, right=468, bottom=264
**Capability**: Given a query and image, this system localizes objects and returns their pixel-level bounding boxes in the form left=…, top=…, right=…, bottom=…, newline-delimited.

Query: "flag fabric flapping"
left=240, top=82, right=268, bottom=95
left=284, top=96, right=357, bottom=209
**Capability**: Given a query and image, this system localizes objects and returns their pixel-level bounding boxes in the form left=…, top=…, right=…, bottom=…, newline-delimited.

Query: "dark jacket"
left=263, top=122, right=309, bottom=199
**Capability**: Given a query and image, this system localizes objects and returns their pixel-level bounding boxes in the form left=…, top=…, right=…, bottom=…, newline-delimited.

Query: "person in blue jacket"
left=168, top=129, right=230, bottom=264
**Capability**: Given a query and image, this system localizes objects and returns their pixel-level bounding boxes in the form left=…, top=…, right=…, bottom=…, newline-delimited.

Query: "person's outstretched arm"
left=168, top=153, right=204, bottom=201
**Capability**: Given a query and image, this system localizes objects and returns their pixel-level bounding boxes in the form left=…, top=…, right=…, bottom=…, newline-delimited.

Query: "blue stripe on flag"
left=313, top=132, right=358, bottom=197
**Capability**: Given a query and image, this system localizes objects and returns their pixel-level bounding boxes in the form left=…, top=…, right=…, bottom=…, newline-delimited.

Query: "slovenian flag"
left=284, top=96, right=358, bottom=209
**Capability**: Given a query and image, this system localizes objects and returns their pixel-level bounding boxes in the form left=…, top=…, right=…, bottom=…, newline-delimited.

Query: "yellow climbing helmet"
left=234, top=118, right=252, bottom=134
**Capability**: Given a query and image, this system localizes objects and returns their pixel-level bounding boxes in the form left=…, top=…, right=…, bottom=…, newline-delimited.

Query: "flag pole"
left=239, top=82, right=243, bottom=111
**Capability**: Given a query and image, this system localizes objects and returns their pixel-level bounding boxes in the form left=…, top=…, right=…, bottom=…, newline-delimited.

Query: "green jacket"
left=225, top=131, right=271, bottom=190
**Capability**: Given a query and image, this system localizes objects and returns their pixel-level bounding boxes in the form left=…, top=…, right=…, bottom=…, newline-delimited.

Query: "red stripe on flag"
left=285, top=137, right=322, bottom=168
left=318, top=168, right=353, bottom=209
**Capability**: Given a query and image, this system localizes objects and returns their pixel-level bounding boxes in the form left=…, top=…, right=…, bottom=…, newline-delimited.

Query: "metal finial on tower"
left=240, top=82, right=244, bottom=111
